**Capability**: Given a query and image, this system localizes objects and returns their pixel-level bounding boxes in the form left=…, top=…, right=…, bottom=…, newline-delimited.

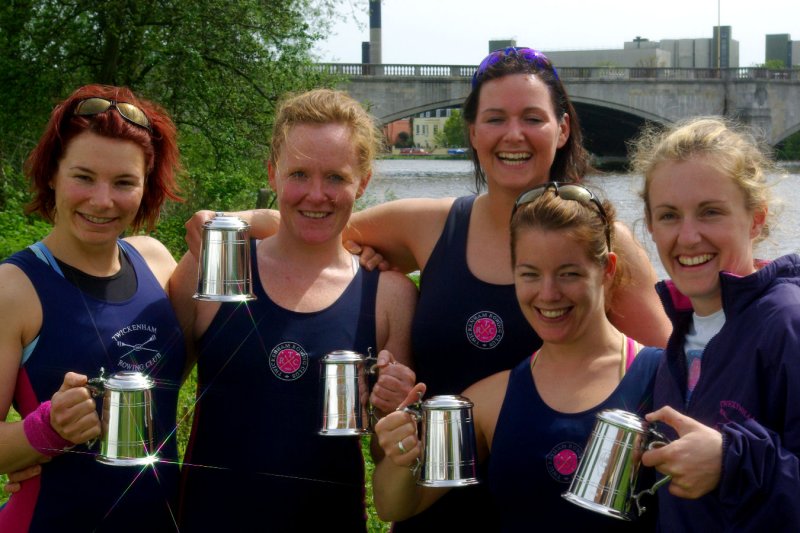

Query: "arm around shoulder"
left=348, top=198, right=454, bottom=274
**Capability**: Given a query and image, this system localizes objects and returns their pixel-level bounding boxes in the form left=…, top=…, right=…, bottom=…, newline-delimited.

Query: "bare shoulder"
left=123, top=235, right=177, bottom=289
left=462, top=370, right=511, bottom=451
left=376, top=270, right=418, bottom=302
left=464, top=370, right=511, bottom=404
left=0, top=262, right=38, bottom=305
left=609, top=221, right=670, bottom=347
left=0, top=262, right=41, bottom=350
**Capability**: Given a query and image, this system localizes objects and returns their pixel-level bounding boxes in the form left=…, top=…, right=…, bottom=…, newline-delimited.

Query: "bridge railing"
left=312, top=63, right=800, bottom=81
left=312, top=63, right=477, bottom=77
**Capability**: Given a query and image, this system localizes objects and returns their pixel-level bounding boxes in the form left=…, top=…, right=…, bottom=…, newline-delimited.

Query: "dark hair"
left=463, top=51, right=591, bottom=190
left=510, top=188, right=625, bottom=291
left=24, top=84, right=182, bottom=232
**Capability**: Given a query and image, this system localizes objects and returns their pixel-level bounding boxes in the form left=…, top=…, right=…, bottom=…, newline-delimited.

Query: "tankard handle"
left=400, top=390, right=425, bottom=477
left=83, top=368, right=108, bottom=450
left=85, top=367, right=107, bottom=397
left=632, top=429, right=671, bottom=516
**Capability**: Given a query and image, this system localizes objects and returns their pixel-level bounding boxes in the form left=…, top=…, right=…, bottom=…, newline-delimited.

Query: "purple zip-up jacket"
left=653, top=253, right=800, bottom=532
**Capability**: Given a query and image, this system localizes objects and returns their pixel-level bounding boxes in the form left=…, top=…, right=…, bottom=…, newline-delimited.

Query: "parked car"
left=399, top=147, right=431, bottom=155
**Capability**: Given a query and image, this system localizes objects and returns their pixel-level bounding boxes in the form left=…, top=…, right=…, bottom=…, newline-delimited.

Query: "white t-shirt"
left=684, top=308, right=726, bottom=400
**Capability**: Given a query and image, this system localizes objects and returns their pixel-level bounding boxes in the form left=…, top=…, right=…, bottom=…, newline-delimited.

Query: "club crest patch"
left=269, top=341, right=309, bottom=381
left=465, top=311, right=504, bottom=350
left=546, top=442, right=582, bottom=483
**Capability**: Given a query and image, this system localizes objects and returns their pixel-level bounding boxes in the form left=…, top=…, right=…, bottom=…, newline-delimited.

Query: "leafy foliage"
left=0, top=0, right=351, bottom=259
left=776, top=131, right=800, bottom=161
left=434, top=109, right=467, bottom=148
left=0, top=166, right=51, bottom=257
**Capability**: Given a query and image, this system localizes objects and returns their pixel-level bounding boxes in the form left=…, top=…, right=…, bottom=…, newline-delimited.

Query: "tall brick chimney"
left=368, top=0, right=381, bottom=64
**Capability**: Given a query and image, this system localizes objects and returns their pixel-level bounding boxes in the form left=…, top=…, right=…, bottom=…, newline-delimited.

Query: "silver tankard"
left=88, top=370, right=157, bottom=466
left=318, top=350, right=377, bottom=436
left=404, top=394, right=480, bottom=487
left=562, top=408, right=670, bottom=520
left=194, top=214, right=256, bottom=302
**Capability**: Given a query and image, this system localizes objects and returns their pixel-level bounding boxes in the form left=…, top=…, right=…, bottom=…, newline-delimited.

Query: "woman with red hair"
left=0, top=84, right=185, bottom=531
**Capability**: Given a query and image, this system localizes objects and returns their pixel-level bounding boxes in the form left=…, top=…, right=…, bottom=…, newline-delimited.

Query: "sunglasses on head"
left=472, top=47, right=559, bottom=89
left=512, top=182, right=611, bottom=250
left=74, top=97, right=151, bottom=131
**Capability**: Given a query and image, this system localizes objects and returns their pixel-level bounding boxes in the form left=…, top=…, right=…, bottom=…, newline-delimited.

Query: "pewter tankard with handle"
left=405, top=395, right=480, bottom=487
left=319, top=350, right=376, bottom=436
left=89, top=371, right=157, bottom=466
left=194, top=214, right=256, bottom=302
left=562, top=408, right=671, bottom=520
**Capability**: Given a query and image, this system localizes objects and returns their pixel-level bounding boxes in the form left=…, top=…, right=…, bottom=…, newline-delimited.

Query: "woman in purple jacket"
left=632, top=116, right=800, bottom=531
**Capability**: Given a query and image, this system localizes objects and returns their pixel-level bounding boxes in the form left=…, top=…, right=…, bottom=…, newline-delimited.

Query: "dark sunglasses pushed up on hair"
left=74, top=97, right=151, bottom=131
left=512, top=182, right=611, bottom=250
left=472, top=46, right=559, bottom=89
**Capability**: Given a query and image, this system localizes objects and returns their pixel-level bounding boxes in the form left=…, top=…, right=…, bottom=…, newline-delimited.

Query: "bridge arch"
left=327, top=64, right=800, bottom=152
left=375, top=98, right=465, bottom=125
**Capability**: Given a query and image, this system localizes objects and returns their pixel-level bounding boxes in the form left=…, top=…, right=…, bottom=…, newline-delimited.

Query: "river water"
left=365, top=159, right=800, bottom=280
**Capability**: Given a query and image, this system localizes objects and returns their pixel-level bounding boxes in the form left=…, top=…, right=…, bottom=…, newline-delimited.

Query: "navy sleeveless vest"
left=411, top=195, right=542, bottom=396
left=489, top=349, right=661, bottom=532
left=180, top=239, right=378, bottom=532
left=0, top=241, right=185, bottom=532
left=399, top=195, right=542, bottom=532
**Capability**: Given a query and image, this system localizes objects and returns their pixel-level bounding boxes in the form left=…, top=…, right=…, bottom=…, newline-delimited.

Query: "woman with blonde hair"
left=172, top=88, right=416, bottom=531
left=632, top=116, right=800, bottom=531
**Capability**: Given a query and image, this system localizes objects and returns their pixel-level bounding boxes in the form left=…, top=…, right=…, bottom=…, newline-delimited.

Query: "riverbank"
left=379, top=149, right=631, bottom=170
left=379, top=153, right=467, bottom=160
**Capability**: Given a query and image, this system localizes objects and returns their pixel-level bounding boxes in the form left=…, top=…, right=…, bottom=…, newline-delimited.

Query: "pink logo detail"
left=465, top=311, right=504, bottom=350
left=688, top=357, right=702, bottom=392
left=473, top=318, right=497, bottom=343
left=718, top=400, right=753, bottom=427
left=269, top=342, right=309, bottom=381
left=276, top=349, right=302, bottom=374
left=553, top=449, right=578, bottom=476
left=546, top=442, right=583, bottom=483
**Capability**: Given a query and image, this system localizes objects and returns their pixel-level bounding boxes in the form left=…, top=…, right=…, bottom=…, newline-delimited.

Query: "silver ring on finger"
left=397, top=440, right=407, bottom=454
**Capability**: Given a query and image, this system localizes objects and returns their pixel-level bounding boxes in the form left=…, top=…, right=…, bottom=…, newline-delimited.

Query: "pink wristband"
left=23, top=401, right=73, bottom=457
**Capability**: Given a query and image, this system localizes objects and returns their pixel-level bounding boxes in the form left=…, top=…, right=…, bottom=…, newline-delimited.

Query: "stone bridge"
left=313, top=64, right=800, bottom=157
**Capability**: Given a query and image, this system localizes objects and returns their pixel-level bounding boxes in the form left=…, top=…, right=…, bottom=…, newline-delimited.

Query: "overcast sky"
left=312, top=0, right=800, bottom=67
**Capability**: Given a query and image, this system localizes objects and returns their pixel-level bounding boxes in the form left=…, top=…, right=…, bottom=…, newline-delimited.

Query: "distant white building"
left=542, top=27, right=739, bottom=68
left=412, top=109, right=454, bottom=149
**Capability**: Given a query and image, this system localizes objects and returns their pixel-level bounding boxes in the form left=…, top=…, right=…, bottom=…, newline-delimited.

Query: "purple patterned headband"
left=472, top=47, right=559, bottom=89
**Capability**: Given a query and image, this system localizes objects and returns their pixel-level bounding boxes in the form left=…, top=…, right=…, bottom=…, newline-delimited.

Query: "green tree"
left=763, top=59, right=787, bottom=69
left=394, top=131, right=413, bottom=148
left=0, top=0, right=349, bottom=257
left=435, top=109, right=466, bottom=148
left=776, top=131, right=800, bottom=161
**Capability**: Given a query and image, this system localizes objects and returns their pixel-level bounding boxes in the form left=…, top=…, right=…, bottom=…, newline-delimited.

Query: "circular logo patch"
left=269, top=342, right=309, bottom=381
left=465, top=311, right=504, bottom=350
left=546, top=442, right=582, bottom=483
